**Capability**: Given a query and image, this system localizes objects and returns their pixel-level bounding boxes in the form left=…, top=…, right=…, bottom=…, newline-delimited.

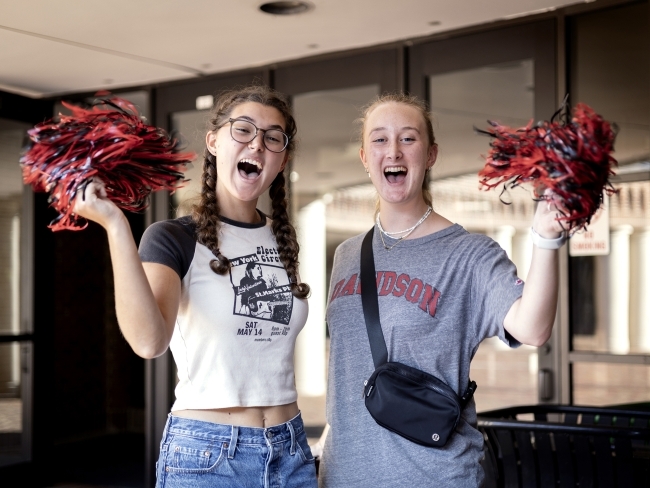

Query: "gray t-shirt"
left=320, top=224, right=523, bottom=488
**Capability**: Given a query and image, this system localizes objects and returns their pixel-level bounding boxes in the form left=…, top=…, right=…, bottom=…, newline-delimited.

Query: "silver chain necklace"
left=376, top=206, right=432, bottom=251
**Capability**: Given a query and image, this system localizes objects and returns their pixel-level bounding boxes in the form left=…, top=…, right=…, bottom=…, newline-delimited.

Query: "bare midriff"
left=172, top=401, right=299, bottom=428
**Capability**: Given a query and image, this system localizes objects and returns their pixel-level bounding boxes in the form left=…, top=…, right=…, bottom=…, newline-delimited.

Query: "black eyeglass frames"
left=225, top=118, right=290, bottom=153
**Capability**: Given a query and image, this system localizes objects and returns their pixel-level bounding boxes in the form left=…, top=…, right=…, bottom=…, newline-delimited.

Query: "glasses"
left=225, top=118, right=290, bottom=153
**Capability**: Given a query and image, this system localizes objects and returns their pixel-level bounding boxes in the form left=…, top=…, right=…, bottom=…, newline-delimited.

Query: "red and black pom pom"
left=20, top=93, right=195, bottom=231
left=477, top=102, right=618, bottom=233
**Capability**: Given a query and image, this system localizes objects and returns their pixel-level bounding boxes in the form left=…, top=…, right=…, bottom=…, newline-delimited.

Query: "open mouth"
left=238, top=158, right=262, bottom=179
left=384, top=166, right=407, bottom=183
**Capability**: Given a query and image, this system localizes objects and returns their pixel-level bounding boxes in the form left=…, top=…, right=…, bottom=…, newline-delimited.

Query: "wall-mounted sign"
left=569, top=194, right=610, bottom=256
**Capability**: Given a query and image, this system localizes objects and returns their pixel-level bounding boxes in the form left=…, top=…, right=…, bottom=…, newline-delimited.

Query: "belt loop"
left=228, top=425, right=238, bottom=459
left=286, top=420, right=296, bottom=455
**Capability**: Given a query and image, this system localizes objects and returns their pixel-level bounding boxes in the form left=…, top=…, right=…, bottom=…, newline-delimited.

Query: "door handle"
left=538, top=368, right=554, bottom=401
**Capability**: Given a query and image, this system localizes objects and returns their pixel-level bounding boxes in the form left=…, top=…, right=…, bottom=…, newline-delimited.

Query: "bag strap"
left=360, top=227, right=388, bottom=368
left=360, top=226, right=477, bottom=408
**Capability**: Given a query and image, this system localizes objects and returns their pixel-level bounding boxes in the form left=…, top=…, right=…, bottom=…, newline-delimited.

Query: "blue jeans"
left=156, top=412, right=317, bottom=488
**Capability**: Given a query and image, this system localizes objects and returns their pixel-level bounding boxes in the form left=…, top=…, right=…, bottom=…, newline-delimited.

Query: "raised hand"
left=72, top=178, right=125, bottom=229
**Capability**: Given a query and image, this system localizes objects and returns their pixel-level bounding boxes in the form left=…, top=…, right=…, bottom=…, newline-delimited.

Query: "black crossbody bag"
left=360, top=227, right=477, bottom=448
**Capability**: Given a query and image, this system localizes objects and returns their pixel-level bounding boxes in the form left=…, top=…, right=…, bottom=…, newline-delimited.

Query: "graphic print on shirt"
left=329, top=270, right=442, bottom=317
left=229, top=246, right=294, bottom=326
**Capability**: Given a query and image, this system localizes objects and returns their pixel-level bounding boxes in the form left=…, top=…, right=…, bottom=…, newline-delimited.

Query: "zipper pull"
left=362, top=380, right=368, bottom=398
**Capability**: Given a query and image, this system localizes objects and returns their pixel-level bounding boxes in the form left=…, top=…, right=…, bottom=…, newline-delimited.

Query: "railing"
left=478, top=404, right=650, bottom=488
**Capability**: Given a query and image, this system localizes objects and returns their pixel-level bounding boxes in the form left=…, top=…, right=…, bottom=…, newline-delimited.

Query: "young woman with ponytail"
left=73, top=86, right=317, bottom=488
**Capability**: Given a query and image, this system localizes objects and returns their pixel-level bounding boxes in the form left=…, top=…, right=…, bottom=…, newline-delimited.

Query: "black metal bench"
left=477, top=404, right=650, bottom=487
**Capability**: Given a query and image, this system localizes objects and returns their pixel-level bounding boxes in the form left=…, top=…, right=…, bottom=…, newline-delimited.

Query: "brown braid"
left=191, top=85, right=309, bottom=297
left=194, top=149, right=231, bottom=273
left=269, top=171, right=310, bottom=298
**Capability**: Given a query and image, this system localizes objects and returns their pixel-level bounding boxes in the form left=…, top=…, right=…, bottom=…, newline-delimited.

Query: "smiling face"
left=206, top=101, right=288, bottom=213
left=360, top=101, right=437, bottom=208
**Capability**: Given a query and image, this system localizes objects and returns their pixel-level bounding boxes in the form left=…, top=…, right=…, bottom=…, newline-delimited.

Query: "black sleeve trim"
left=138, top=216, right=196, bottom=279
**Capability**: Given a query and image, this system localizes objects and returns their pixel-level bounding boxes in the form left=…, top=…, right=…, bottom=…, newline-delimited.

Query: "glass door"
left=409, top=20, right=559, bottom=409
left=568, top=1, right=650, bottom=406
left=0, top=117, right=33, bottom=469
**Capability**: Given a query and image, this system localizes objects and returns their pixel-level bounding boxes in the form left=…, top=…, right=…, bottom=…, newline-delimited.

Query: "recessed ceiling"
left=0, top=0, right=586, bottom=98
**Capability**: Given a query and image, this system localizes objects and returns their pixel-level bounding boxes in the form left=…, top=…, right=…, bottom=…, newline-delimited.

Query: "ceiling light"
left=259, top=2, right=313, bottom=15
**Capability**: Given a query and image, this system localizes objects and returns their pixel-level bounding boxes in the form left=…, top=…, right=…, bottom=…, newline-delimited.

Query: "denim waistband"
left=166, top=411, right=305, bottom=446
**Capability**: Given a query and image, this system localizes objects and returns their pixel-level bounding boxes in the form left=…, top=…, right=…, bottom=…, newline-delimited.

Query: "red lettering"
left=379, top=272, right=397, bottom=296
left=353, top=272, right=383, bottom=295
left=392, top=274, right=410, bottom=297
left=330, top=279, right=345, bottom=300
left=340, top=274, right=358, bottom=296
left=419, top=284, right=441, bottom=317
left=406, top=279, right=424, bottom=303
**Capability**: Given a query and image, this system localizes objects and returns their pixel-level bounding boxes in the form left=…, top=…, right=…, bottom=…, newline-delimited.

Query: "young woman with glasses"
left=73, top=86, right=317, bottom=488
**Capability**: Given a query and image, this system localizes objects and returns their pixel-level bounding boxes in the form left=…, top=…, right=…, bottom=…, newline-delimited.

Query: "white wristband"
left=530, top=227, right=566, bottom=250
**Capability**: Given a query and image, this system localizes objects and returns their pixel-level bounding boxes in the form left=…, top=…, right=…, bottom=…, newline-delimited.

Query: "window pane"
left=573, top=362, right=650, bottom=406
left=292, top=85, right=379, bottom=204
left=0, top=342, right=26, bottom=467
left=570, top=3, right=650, bottom=355
left=571, top=2, right=649, bottom=166
left=0, top=119, right=30, bottom=335
left=571, top=181, right=650, bottom=354
left=429, top=61, right=539, bottom=410
left=429, top=60, right=534, bottom=179
left=170, top=111, right=206, bottom=215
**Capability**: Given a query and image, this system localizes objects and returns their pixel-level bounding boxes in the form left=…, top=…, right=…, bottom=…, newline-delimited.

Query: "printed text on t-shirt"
left=329, top=271, right=442, bottom=317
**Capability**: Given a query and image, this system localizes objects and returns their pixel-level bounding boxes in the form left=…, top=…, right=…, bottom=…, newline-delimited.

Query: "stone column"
left=494, top=225, right=516, bottom=260
left=609, top=225, right=634, bottom=354
left=633, top=227, right=650, bottom=352
left=294, top=200, right=327, bottom=396
left=512, top=228, right=533, bottom=281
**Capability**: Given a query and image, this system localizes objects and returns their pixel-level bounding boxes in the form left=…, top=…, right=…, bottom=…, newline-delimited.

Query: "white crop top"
left=138, top=213, right=309, bottom=410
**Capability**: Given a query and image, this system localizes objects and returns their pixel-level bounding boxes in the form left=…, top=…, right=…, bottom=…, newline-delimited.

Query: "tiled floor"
left=0, top=398, right=21, bottom=433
